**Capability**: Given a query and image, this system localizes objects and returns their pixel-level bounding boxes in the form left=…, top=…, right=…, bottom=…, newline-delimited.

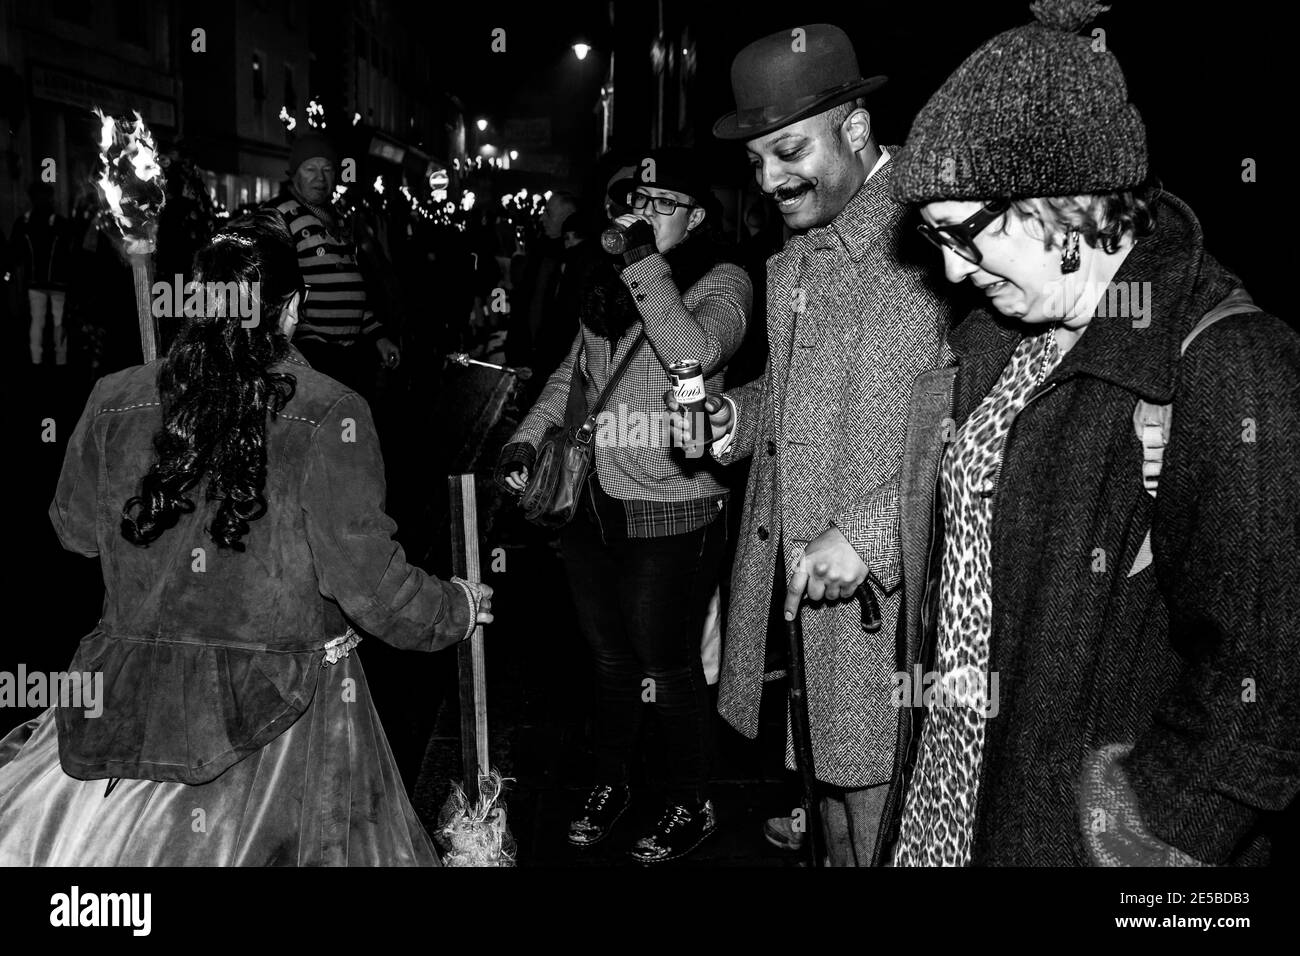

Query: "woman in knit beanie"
left=888, top=0, right=1300, bottom=866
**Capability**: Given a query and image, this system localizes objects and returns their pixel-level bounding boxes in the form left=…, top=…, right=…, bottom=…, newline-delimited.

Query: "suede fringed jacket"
left=49, top=347, right=474, bottom=785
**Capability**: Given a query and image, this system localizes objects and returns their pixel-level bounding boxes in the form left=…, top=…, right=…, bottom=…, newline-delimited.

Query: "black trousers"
left=559, top=478, right=728, bottom=806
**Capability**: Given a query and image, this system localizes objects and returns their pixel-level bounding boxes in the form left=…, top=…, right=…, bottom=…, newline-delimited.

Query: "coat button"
left=630, top=280, right=639, bottom=288
left=766, top=440, right=776, bottom=456
left=757, top=525, right=769, bottom=540
left=635, top=294, right=645, bottom=302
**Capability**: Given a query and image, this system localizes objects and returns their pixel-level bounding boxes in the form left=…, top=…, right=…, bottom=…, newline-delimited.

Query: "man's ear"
left=845, top=108, right=872, bottom=153
left=687, top=206, right=706, bottom=233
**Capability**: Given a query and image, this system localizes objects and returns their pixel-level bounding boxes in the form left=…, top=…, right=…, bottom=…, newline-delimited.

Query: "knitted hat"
left=286, top=133, right=339, bottom=175
left=892, top=0, right=1147, bottom=204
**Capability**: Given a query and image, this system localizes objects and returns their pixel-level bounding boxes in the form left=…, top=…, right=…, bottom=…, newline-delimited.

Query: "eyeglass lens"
left=629, top=192, right=683, bottom=215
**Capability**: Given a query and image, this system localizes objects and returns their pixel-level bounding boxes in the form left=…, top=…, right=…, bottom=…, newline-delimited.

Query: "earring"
left=1060, top=226, right=1081, bottom=274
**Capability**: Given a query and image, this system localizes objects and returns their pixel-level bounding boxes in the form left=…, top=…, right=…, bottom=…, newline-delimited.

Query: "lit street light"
left=509, top=150, right=519, bottom=160
left=573, top=42, right=591, bottom=60
left=476, top=118, right=488, bottom=132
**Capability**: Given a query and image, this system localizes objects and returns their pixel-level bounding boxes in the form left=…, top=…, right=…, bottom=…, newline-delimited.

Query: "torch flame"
left=93, top=106, right=167, bottom=248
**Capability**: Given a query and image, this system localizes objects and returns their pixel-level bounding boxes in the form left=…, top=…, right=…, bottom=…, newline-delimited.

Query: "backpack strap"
left=1128, top=288, right=1260, bottom=576
left=1132, top=288, right=1260, bottom=497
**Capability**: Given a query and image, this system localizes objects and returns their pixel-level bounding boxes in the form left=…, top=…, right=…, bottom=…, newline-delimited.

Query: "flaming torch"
left=94, top=108, right=167, bottom=363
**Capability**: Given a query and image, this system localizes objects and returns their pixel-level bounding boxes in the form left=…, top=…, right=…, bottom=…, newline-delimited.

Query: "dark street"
left=2, top=0, right=1296, bottom=906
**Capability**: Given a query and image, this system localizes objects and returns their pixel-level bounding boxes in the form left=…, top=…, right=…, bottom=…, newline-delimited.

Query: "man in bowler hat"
left=683, top=23, right=953, bottom=865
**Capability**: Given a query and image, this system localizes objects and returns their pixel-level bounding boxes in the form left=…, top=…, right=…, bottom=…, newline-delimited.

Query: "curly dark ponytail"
left=122, top=210, right=303, bottom=551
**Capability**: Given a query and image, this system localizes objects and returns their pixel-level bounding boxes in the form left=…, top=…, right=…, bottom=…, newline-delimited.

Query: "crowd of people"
left=500, top=8, right=1298, bottom=868
left=1, top=2, right=1296, bottom=868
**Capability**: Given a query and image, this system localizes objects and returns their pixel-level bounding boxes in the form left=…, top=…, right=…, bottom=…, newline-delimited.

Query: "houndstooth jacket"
left=715, top=152, right=953, bottom=788
left=509, top=253, right=751, bottom=502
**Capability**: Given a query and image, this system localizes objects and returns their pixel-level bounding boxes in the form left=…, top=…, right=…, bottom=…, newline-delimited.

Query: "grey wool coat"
left=715, top=153, right=953, bottom=788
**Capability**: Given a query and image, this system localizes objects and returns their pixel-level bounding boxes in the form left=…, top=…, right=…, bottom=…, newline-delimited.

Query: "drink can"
left=669, top=359, right=711, bottom=455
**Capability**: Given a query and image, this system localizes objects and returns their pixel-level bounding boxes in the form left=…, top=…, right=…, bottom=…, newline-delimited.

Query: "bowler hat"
left=713, top=24, right=886, bottom=141
left=606, top=147, right=712, bottom=207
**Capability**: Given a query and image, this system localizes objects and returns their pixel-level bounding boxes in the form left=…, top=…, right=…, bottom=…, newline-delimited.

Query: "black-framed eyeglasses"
left=627, top=190, right=696, bottom=216
left=916, top=200, right=1011, bottom=265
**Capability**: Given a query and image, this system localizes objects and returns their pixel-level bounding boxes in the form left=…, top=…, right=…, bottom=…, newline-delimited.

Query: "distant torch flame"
left=93, top=107, right=167, bottom=246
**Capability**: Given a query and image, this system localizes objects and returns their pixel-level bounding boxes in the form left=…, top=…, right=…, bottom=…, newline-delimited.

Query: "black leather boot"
left=567, top=783, right=631, bottom=847
left=629, top=799, right=718, bottom=863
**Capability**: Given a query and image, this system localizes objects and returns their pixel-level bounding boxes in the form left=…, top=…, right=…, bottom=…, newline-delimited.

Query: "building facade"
left=0, top=0, right=180, bottom=228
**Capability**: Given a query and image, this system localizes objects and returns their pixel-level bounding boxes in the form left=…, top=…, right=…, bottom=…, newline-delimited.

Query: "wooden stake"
left=448, top=473, right=489, bottom=795
left=128, top=249, right=157, bottom=363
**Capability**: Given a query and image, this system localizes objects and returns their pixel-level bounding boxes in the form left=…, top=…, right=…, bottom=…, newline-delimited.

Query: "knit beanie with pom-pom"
left=892, top=0, right=1148, bottom=203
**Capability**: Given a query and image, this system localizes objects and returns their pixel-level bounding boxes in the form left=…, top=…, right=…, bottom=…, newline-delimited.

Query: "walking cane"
left=785, top=606, right=826, bottom=868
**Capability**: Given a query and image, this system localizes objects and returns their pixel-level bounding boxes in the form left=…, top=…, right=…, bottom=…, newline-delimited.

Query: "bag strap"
left=573, top=331, right=648, bottom=444
left=1128, top=288, right=1260, bottom=578
left=563, top=338, right=588, bottom=430
left=1133, top=287, right=1260, bottom=498
left=1181, top=287, right=1258, bottom=355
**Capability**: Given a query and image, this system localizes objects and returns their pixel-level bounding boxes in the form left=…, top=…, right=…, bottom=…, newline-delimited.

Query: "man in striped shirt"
left=267, top=134, right=400, bottom=396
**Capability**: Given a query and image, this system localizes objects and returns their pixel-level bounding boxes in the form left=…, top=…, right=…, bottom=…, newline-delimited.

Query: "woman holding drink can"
left=496, top=148, right=751, bottom=863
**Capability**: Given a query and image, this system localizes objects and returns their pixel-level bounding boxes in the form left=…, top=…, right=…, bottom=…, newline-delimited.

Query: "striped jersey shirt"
left=271, top=193, right=381, bottom=345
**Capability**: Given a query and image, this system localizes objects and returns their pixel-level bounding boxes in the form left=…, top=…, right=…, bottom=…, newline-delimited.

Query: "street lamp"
left=476, top=118, right=488, bottom=132
left=572, top=42, right=591, bottom=60
left=509, top=150, right=519, bottom=161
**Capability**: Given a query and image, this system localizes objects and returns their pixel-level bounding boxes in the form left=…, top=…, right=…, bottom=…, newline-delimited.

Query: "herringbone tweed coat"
left=716, top=154, right=952, bottom=787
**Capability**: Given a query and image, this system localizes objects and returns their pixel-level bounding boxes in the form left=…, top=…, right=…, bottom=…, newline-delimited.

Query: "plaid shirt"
left=511, top=255, right=752, bottom=536
left=585, top=473, right=727, bottom=538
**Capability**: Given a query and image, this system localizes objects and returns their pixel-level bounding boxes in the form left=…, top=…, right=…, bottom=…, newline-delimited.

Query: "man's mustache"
left=769, top=180, right=816, bottom=203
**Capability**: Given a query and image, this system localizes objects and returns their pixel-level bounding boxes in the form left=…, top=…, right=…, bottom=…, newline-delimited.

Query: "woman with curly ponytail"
left=122, top=214, right=300, bottom=550
left=0, top=212, right=493, bottom=867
